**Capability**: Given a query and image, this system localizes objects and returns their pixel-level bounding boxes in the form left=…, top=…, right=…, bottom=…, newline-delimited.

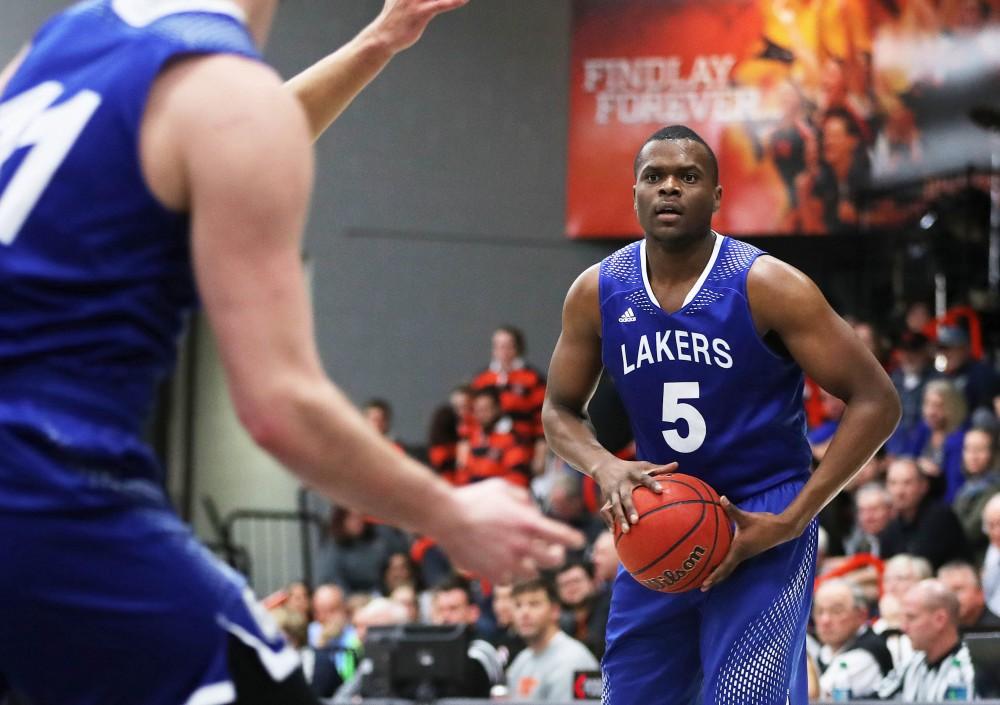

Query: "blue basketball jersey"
left=599, top=235, right=811, bottom=502
left=0, top=0, right=261, bottom=508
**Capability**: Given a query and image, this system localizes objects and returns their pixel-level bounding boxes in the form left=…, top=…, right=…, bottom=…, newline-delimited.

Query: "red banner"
left=567, top=0, right=1000, bottom=238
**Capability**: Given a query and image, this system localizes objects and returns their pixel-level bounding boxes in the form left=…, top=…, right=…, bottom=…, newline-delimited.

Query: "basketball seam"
left=630, top=500, right=708, bottom=576
left=613, top=475, right=715, bottom=547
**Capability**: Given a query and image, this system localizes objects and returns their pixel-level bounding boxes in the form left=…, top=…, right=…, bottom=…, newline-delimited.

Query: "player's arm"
left=285, top=0, right=467, bottom=141
left=151, top=55, right=579, bottom=581
left=701, top=256, right=900, bottom=590
left=542, top=267, right=674, bottom=533
left=0, top=44, right=29, bottom=95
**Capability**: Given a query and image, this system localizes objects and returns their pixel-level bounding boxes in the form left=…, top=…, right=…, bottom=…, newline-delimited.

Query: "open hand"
left=594, top=459, right=678, bottom=534
left=699, top=496, right=798, bottom=591
left=434, top=479, right=584, bottom=583
left=372, top=0, right=470, bottom=55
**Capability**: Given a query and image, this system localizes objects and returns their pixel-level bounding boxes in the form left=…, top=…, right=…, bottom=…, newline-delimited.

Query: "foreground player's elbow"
left=233, top=375, right=321, bottom=461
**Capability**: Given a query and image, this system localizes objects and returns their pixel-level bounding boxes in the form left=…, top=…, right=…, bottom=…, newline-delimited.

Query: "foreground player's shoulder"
left=746, top=254, right=829, bottom=335
left=562, top=263, right=602, bottom=334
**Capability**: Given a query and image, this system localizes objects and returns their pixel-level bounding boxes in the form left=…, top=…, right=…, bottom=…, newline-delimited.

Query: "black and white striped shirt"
left=877, top=641, right=976, bottom=701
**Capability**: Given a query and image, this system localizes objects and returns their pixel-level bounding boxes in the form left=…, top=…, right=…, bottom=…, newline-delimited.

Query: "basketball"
left=614, top=474, right=733, bottom=593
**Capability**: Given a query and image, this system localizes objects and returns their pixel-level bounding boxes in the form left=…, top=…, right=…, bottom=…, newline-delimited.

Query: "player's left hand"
left=699, top=496, right=797, bottom=592
left=371, top=0, right=470, bottom=55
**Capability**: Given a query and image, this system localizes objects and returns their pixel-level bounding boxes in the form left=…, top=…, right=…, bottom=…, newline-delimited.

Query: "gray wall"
left=1, top=1, right=616, bottom=444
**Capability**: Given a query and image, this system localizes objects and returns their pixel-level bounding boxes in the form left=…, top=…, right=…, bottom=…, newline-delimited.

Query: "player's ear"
left=712, top=185, right=722, bottom=213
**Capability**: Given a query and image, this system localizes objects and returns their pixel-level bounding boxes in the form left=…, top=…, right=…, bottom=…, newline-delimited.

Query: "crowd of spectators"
left=267, top=309, right=998, bottom=701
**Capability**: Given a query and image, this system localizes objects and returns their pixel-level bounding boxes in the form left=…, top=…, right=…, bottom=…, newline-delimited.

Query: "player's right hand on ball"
left=433, top=479, right=585, bottom=583
left=594, top=460, right=678, bottom=534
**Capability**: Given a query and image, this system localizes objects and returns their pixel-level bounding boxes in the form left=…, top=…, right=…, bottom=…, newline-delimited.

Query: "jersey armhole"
left=741, top=255, right=797, bottom=364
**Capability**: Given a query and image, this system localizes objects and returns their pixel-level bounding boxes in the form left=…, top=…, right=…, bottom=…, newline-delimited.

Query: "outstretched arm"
left=286, top=0, right=468, bottom=141
left=543, top=267, right=674, bottom=533
left=152, top=54, right=579, bottom=582
left=702, top=256, right=900, bottom=589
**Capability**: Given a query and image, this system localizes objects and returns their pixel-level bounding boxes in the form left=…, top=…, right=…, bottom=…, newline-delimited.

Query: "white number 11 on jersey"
left=0, top=81, right=102, bottom=245
left=662, top=382, right=707, bottom=453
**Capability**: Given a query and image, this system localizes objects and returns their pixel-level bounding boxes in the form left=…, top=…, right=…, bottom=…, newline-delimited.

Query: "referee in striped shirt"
left=877, top=579, right=976, bottom=701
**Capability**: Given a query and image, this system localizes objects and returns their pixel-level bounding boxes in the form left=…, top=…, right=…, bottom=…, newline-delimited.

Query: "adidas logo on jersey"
left=618, top=307, right=637, bottom=323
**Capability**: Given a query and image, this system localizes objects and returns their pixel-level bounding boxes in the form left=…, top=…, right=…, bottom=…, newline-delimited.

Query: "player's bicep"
left=545, top=267, right=604, bottom=414
left=174, top=58, right=319, bottom=413
left=749, top=258, right=886, bottom=401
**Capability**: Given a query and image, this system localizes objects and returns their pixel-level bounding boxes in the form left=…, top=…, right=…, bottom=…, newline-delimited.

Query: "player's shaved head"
left=634, top=125, right=719, bottom=183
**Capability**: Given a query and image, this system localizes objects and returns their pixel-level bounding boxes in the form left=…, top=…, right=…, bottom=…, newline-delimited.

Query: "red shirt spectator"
left=462, top=387, right=533, bottom=487
left=470, top=326, right=546, bottom=445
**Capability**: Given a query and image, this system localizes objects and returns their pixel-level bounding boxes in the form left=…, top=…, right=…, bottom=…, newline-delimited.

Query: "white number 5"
left=0, top=81, right=102, bottom=245
left=661, top=381, right=706, bottom=453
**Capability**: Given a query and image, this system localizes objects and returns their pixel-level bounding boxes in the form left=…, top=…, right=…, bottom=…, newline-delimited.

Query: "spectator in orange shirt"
left=463, top=387, right=534, bottom=488
left=471, top=326, right=547, bottom=473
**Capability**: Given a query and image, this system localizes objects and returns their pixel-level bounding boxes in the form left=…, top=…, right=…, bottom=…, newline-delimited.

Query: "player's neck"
left=644, top=230, right=717, bottom=287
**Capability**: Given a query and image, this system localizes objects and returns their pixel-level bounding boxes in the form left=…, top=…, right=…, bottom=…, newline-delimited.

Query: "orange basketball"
left=613, top=473, right=733, bottom=593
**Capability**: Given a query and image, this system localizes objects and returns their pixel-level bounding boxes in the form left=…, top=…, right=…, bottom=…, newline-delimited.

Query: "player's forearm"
left=248, top=376, right=459, bottom=536
left=542, top=399, right=616, bottom=479
left=285, top=26, right=395, bottom=142
left=781, top=386, right=900, bottom=535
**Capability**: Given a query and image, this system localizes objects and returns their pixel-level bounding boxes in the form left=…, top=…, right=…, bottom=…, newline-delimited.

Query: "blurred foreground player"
left=542, top=125, right=900, bottom=705
left=0, top=1, right=580, bottom=703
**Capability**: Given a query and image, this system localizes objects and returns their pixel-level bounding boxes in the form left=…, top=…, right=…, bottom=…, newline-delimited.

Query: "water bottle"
left=943, top=656, right=970, bottom=701
left=831, top=659, right=852, bottom=702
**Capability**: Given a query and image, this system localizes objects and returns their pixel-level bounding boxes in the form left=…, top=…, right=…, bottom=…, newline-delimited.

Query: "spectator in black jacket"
left=879, top=458, right=970, bottom=569
left=937, top=561, right=1000, bottom=632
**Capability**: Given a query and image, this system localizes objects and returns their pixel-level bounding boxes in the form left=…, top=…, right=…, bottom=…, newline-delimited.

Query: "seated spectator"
left=470, top=325, right=547, bottom=474
left=879, top=457, right=970, bottom=569
left=388, top=584, right=421, bottom=623
left=844, top=482, right=893, bottom=557
left=379, top=551, right=421, bottom=596
left=906, top=380, right=968, bottom=502
left=555, top=559, right=610, bottom=659
left=875, top=592, right=914, bottom=672
left=285, top=580, right=311, bottom=621
left=330, top=597, right=411, bottom=703
left=273, top=606, right=343, bottom=699
left=953, top=427, right=1000, bottom=563
left=888, top=332, right=939, bottom=455
left=363, top=398, right=404, bottom=452
left=427, top=403, right=460, bottom=484
left=983, top=494, right=1000, bottom=615
left=936, top=325, right=997, bottom=418
left=316, top=506, right=410, bottom=593
left=308, top=584, right=362, bottom=685
left=937, top=561, right=1000, bottom=632
left=489, top=582, right=525, bottom=668
left=463, top=387, right=534, bottom=487
left=546, top=473, right=605, bottom=551
left=813, top=579, right=893, bottom=699
left=507, top=578, right=600, bottom=701
left=877, top=580, right=977, bottom=700
left=591, top=530, right=620, bottom=591
left=428, top=574, right=505, bottom=697
left=882, top=554, right=934, bottom=601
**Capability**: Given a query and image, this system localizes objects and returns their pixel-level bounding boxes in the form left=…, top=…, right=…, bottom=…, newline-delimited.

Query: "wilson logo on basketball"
left=640, top=545, right=706, bottom=590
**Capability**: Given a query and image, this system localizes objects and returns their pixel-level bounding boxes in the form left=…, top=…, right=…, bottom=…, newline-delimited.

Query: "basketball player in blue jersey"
left=543, top=125, right=901, bottom=705
left=0, top=1, right=581, bottom=703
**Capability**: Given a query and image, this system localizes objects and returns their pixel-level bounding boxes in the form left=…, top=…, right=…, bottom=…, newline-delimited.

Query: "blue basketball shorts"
left=601, top=478, right=818, bottom=705
left=0, top=498, right=300, bottom=705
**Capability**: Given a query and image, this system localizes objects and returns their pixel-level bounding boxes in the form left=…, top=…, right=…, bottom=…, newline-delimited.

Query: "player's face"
left=633, top=139, right=721, bottom=247
left=513, top=589, right=558, bottom=641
